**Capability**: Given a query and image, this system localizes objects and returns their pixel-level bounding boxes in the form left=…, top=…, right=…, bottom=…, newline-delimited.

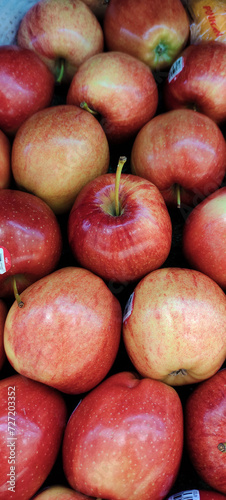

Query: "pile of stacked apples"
left=0, top=0, right=226, bottom=499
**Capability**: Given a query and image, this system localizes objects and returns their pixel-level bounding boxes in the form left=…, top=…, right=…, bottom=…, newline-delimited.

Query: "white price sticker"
left=168, top=490, right=200, bottom=500
left=0, top=247, right=11, bottom=274
left=123, top=292, right=134, bottom=323
left=168, top=56, right=184, bottom=83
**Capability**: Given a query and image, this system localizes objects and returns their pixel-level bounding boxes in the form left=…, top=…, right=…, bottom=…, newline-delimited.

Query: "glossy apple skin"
left=183, top=187, right=226, bottom=290
left=0, top=189, right=62, bottom=299
left=33, top=485, right=93, bottom=499
left=164, top=42, right=226, bottom=124
left=0, top=373, right=67, bottom=500
left=185, top=369, right=226, bottom=494
left=17, top=0, right=104, bottom=83
left=67, top=51, right=158, bottom=143
left=131, top=109, right=226, bottom=207
left=0, top=130, right=11, bottom=189
left=68, top=173, right=172, bottom=284
left=4, top=266, right=122, bottom=394
left=123, top=267, right=226, bottom=385
left=11, top=105, right=110, bottom=214
left=0, top=300, right=7, bottom=370
left=167, top=490, right=226, bottom=500
left=0, top=45, right=55, bottom=135
left=62, top=371, right=183, bottom=500
left=103, top=0, right=189, bottom=70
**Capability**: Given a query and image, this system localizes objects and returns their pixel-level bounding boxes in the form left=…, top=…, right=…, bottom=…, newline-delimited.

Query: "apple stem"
left=80, top=101, right=98, bottom=116
left=13, top=278, right=24, bottom=308
left=115, top=156, right=127, bottom=216
left=176, top=184, right=181, bottom=209
left=218, top=442, right=226, bottom=452
left=56, top=58, right=65, bottom=84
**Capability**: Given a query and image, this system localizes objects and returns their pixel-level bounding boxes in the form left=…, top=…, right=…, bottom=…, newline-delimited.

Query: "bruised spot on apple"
left=3, top=266, right=122, bottom=395
left=123, top=267, right=226, bottom=386
left=0, top=374, right=67, bottom=500
left=62, top=371, right=183, bottom=500
left=68, top=156, right=172, bottom=284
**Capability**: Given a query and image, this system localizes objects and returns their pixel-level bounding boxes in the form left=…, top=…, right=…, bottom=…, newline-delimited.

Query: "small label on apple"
left=168, top=490, right=200, bottom=500
left=168, top=57, right=184, bottom=83
left=0, top=247, right=11, bottom=274
left=123, top=292, right=135, bottom=324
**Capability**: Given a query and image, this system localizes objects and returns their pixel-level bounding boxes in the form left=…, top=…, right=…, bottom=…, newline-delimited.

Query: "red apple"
left=131, top=109, right=226, bottom=208
left=0, top=130, right=11, bottom=189
left=0, top=45, right=55, bottom=135
left=17, top=0, right=104, bottom=83
left=123, top=267, right=226, bottom=385
left=66, top=51, right=158, bottom=143
left=3, top=266, right=122, bottom=394
left=33, top=485, right=93, bottom=499
left=183, top=187, right=226, bottom=290
left=0, top=189, right=62, bottom=299
left=167, top=490, right=226, bottom=500
left=68, top=157, right=172, bottom=284
left=164, top=42, right=226, bottom=124
left=103, top=0, right=190, bottom=71
left=185, top=368, right=226, bottom=494
left=0, top=373, right=67, bottom=500
left=0, top=300, right=7, bottom=370
left=11, top=105, right=110, bottom=214
left=62, top=371, right=183, bottom=500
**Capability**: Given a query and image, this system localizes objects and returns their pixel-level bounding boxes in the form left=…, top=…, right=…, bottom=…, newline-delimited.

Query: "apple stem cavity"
left=169, top=368, right=187, bottom=377
left=13, top=277, right=24, bottom=308
left=56, top=58, right=65, bottom=84
left=80, top=101, right=98, bottom=116
left=218, top=442, right=226, bottom=452
left=115, top=155, right=127, bottom=216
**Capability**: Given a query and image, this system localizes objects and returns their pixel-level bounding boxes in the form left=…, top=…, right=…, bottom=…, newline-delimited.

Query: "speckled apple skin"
left=11, top=105, right=110, bottom=214
left=0, top=189, right=62, bottom=298
left=185, top=368, right=226, bottom=494
left=4, top=267, right=122, bottom=394
left=0, top=374, right=67, bottom=500
left=0, top=130, right=11, bottom=189
left=33, top=485, right=93, bottom=499
left=62, top=371, right=183, bottom=500
left=123, top=267, right=226, bottom=385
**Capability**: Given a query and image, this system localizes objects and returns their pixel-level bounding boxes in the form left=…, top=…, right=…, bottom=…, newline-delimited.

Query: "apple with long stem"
left=0, top=373, right=67, bottom=500
left=0, top=130, right=11, bottom=189
left=0, top=189, right=62, bottom=300
left=131, top=108, right=226, bottom=209
left=66, top=51, right=158, bottom=143
left=11, top=105, right=110, bottom=214
left=4, top=266, right=122, bottom=395
left=164, top=42, right=226, bottom=124
left=0, top=45, right=55, bottom=135
left=17, top=0, right=104, bottom=84
left=62, top=370, right=183, bottom=500
left=68, top=156, right=172, bottom=285
left=185, top=368, right=226, bottom=494
left=123, top=267, right=226, bottom=385
left=103, top=0, right=190, bottom=71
